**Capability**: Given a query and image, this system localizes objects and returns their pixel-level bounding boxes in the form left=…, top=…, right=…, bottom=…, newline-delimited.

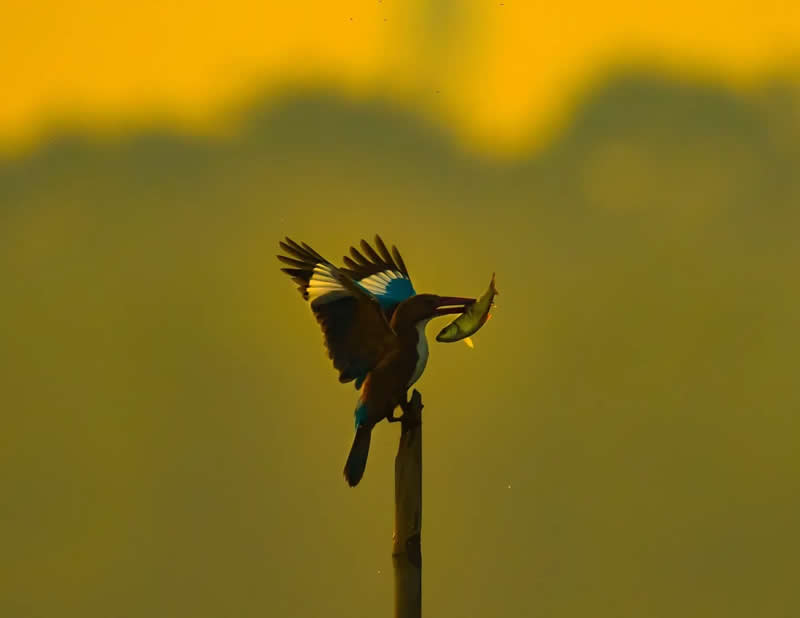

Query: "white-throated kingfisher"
left=278, top=235, right=475, bottom=486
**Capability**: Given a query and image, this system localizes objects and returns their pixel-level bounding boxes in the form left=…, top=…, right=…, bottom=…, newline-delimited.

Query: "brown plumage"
left=278, top=236, right=474, bottom=486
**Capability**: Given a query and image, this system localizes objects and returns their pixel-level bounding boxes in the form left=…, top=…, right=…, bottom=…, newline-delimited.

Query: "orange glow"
left=3, top=0, right=800, bottom=154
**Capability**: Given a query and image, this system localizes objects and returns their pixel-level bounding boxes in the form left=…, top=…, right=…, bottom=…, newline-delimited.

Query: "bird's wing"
left=341, top=236, right=416, bottom=314
left=278, top=238, right=397, bottom=386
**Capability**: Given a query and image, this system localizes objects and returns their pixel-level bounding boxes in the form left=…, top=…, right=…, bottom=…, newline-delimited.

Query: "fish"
left=435, top=273, right=498, bottom=343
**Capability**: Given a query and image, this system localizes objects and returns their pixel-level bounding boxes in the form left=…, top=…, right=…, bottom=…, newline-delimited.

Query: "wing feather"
left=340, top=235, right=415, bottom=309
left=278, top=237, right=396, bottom=384
left=374, top=235, right=394, bottom=264
left=349, top=246, right=371, bottom=266
left=360, top=238, right=383, bottom=264
left=391, top=245, right=409, bottom=278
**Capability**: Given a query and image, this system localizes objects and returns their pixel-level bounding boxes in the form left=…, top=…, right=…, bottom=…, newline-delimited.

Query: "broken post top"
left=401, top=389, right=423, bottom=432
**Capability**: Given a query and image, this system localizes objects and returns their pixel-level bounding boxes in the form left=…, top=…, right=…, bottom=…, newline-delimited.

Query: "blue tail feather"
left=354, top=400, right=368, bottom=429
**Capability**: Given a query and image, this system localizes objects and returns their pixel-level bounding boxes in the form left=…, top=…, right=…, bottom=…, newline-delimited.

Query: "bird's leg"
left=387, top=393, right=411, bottom=423
left=386, top=411, right=402, bottom=423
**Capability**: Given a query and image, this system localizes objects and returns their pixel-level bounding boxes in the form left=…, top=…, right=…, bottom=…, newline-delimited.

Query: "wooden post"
left=393, top=389, right=423, bottom=618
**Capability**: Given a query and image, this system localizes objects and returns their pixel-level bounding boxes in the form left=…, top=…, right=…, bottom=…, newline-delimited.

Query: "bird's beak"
left=434, top=296, right=475, bottom=316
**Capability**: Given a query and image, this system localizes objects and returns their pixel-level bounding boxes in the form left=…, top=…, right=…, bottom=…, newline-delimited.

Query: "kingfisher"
left=278, top=235, right=475, bottom=486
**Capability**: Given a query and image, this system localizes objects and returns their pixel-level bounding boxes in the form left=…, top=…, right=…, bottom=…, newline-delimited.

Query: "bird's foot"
left=388, top=396, right=411, bottom=423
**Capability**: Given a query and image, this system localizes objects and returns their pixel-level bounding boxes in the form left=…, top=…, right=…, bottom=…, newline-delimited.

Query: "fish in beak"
left=436, top=274, right=498, bottom=342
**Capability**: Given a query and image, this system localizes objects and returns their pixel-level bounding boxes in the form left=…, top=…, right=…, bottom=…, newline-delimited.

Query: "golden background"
left=2, top=2, right=799, bottom=616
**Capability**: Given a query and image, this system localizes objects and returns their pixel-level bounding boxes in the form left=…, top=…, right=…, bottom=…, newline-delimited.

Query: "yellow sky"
left=4, top=0, right=800, bottom=154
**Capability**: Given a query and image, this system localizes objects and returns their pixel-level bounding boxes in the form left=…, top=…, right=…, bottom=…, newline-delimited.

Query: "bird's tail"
left=343, top=425, right=372, bottom=487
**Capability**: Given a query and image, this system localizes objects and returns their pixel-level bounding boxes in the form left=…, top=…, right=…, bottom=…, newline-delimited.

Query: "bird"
left=277, top=235, right=475, bottom=486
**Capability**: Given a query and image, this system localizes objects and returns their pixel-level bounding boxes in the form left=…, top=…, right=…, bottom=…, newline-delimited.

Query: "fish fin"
left=464, top=337, right=474, bottom=348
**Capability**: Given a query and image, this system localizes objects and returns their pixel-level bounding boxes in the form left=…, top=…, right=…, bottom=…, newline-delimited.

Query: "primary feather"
left=278, top=236, right=412, bottom=386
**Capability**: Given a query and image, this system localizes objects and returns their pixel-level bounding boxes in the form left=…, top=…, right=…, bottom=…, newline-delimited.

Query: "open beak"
left=434, top=296, right=475, bottom=316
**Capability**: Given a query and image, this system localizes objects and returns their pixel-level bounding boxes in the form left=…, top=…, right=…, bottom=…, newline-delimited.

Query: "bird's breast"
left=407, top=320, right=430, bottom=387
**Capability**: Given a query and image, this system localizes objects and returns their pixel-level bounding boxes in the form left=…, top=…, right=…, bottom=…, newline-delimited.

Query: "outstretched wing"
left=278, top=238, right=397, bottom=386
left=341, top=236, right=416, bottom=315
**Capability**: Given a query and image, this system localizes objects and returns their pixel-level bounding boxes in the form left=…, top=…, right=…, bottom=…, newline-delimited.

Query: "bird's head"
left=393, top=294, right=475, bottom=328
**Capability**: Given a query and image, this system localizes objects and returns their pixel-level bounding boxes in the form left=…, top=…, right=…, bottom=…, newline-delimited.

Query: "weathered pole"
left=393, top=389, right=423, bottom=618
